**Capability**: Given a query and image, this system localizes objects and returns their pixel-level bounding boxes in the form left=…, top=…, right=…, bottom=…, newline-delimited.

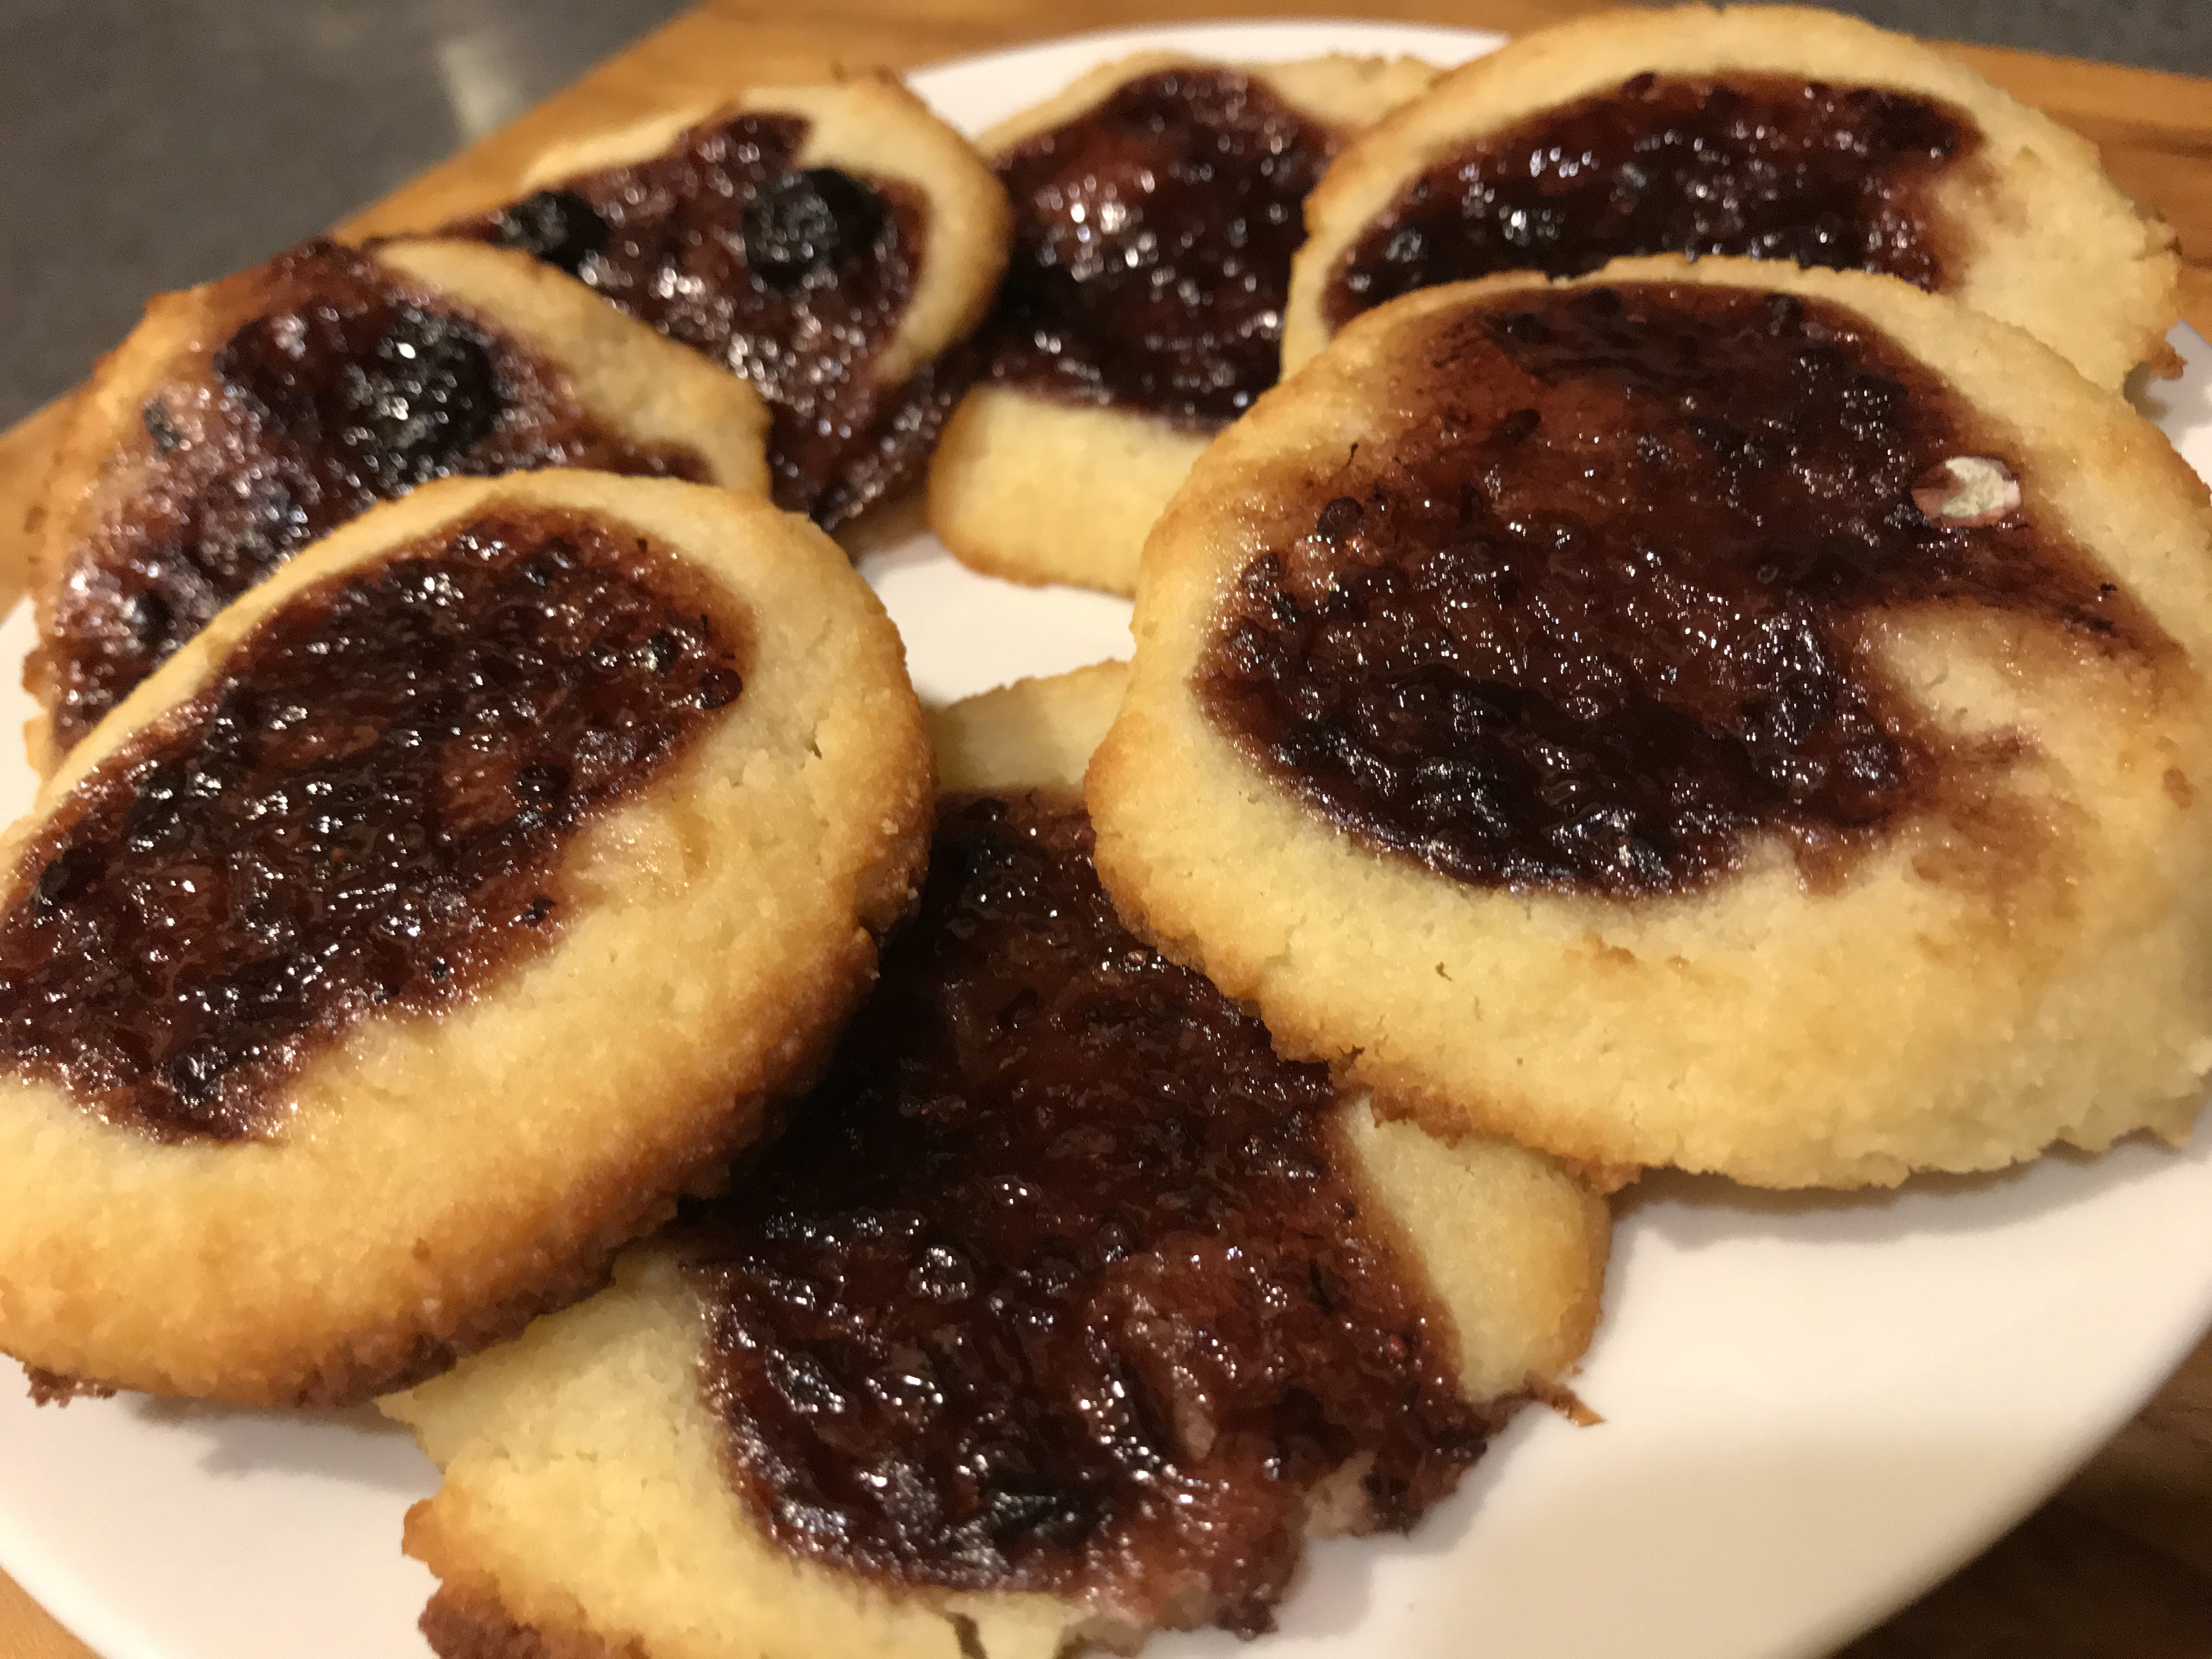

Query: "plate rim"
left=4, top=16, right=2211, bottom=1659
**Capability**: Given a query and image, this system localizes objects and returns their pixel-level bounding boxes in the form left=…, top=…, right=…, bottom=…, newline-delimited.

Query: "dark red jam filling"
left=458, top=114, right=944, bottom=527
left=36, top=240, right=707, bottom=757
left=0, top=509, right=747, bottom=1142
left=988, top=66, right=1341, bottom=428
left=1324, top=74, right=1979, bottom=331
left=691, top=793, right=1490, bottom=1635
left=1200, top=283, right=2157, bottom=896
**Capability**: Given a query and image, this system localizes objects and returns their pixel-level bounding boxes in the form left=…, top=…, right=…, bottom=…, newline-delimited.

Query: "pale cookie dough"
left=1283, top=4, right=2179, bottom=389
left=0, top=471, right=929, bottom=1405
left=1091, top=256, right=2212, bottom=1189
left=382, top=663, right=1610, bottom=1659
left=928, top=55, right=1440, bottom=598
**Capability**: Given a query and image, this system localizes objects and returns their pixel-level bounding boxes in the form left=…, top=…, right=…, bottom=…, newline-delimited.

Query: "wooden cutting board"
left=2, top=3, right=2209, bottom=1656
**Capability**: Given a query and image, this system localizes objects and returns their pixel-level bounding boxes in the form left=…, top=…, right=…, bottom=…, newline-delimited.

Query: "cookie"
left=0, top=470, right=930, bottom=1405
left=1090, top=256, right=2212, bottom=1189
left=27, top=235, right=770, bottom=772
left=445, top=74, right=1009, bottom=532
left=383, top=663, right=1609, bottom=1659
left=927, top=55, right=1439, bottom=597
left=1282, top=5, right=2179, bottom=390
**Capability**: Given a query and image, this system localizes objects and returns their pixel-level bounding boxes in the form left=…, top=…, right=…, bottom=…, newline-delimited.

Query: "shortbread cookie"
left=28, top=236, right=769, bottom=771
left=1091, top=257, right=2212, bottom=1189
left=1282, top=6, right=2179, bottom=390
left=445, top=75, right=1009, bottom=531
left=0, top=471, right=930, bottom=1405
left=384, top=663, right=1608, bottom=1659
left=928, top=55, right=1438, bottom=596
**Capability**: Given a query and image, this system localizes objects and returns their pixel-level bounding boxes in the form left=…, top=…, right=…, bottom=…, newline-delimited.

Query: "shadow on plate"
left=1612, top=1121, right=2208, bottom=1252
left=132, top=1394, right=431, bottom=1495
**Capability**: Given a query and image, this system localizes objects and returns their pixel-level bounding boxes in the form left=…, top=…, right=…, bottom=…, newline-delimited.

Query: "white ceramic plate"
left=5, top=20, right=2212, bottom=1659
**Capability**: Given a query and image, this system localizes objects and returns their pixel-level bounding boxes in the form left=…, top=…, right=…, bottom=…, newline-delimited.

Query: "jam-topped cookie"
left=927, top=54, right=1437, bottom=597
left=383, top=664, right=1608, bottom=1659
left=1282, top=6, right=2179, bottom=390
left=29, top=236, right=769, bottom=773
left=0, top=471, right=929, bottom=1404
left=444, top=75, right=1008, bottom=532
left=1091, top=257, right=2212, bottom=1189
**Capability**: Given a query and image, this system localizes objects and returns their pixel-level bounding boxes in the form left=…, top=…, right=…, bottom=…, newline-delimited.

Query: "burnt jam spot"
left=0, top=507, right=748, bottom=1142
left=337, top=306, right=500, bottom=487
left=121, top=589, right=171, bottom=652
left=695, top=667, right=741, bottom=709
left=354, top=308, right=499, bottom=484
left=1314, top=495, right=1363, bottom=541
left=163, top=1040, right=240, bottom=1114
left=740, top=168, right=889, bottom=292
left=33, top=848, right=98, bottom=909
left=42, top=241, right=710, bottom=758
left=986, top=67, right=1341, bottom=427
left=692, top=794, right=1493, bottom=1634
left=447, top=114, right=939, bottom=527
left=141, top=400, right=183, bottom=454
left=515, top=763, right=569, bottom=803
left=1324, top=74, right=1979, bottom=331
left=1496, top=407, right=1540, bottom=444
left=214, top=299, right=498, bottom=482
left=1198, top=283, right=2160, bottom=896
left=493, top=188, right=610, bottom=275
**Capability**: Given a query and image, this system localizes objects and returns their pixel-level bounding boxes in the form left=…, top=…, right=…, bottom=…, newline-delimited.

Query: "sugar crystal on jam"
left=1201, top=284, right=2155, bottom=895
left=692, top=793, right=1494, bottom=1634
left=1324, top=74, right=1978, bottom=330
left=0, top=509, right=747, bottom=1141
left=987, top=67, right=1339, bottom=427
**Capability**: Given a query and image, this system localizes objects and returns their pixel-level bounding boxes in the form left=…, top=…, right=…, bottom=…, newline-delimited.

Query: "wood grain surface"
left=3, top=4, right=2210, bottom=1656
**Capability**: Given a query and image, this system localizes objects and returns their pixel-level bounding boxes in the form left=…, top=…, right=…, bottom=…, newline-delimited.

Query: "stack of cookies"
left=1, top=8, right=2207, bottom=1658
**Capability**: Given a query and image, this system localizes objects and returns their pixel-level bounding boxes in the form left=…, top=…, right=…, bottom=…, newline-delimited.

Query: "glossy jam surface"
left=693, top=794, right=1487, bottom=1634
left=41, top=240, right=705, bottom=756
left=1201, top=284, right=2151, bottom=896
left=0, top=509, right=747, bottom=1141
left=466, top=114, right=939, bottom=525
left=990, top=67, right=1339, bottom=428
left=1324, top=74, right=1978, bottom=329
